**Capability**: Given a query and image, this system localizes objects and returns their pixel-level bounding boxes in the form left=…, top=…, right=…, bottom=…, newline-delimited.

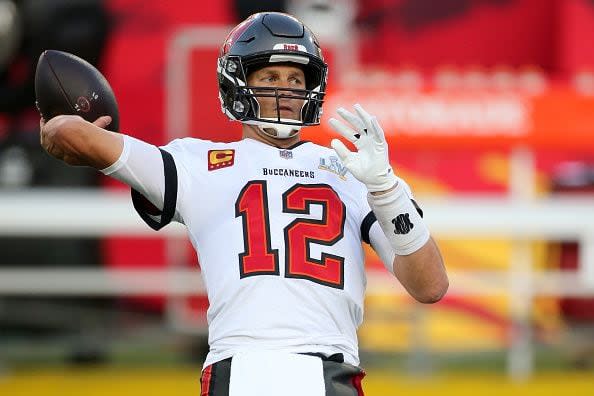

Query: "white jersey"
left=102, top=135, right=420, bottom=367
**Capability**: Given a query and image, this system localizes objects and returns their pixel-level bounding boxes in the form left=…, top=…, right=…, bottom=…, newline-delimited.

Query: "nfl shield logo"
left=279, top=150, right=293, bottom=159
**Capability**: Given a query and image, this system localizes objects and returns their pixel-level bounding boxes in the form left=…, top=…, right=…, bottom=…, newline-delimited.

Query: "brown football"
left=35, top=49, right=120, bottom=131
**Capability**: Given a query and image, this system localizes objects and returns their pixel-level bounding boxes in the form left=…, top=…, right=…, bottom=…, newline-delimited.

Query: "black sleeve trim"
left=360, top=211, right=377, bottom=245
left=131, top=148, right=178, bottom=231
left=411, top=199, right=424, bottom=218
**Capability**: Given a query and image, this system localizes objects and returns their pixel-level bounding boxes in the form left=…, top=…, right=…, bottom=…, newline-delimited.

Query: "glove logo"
left=392, top=213, right=414, bottom=234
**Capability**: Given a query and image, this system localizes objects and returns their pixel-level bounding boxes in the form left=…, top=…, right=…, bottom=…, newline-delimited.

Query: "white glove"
left=330, top=104, right=430, bottom=256
left=328, top=104, right=398, bottom=193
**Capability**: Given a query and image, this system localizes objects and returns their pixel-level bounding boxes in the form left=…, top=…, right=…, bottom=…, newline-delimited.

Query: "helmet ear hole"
left=247, top=93, right=259, bottom=118
left=225, top=59, right=239, bottom=74
left=232, top=100, right=246, bottom=114
left=241, top=96, right=256, bottom=117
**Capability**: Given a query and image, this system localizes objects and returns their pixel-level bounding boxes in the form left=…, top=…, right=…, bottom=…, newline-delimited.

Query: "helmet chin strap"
left=250, top=118, right=302, bottom=139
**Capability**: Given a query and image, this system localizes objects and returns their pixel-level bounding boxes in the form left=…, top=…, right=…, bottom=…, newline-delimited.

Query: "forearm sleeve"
left=367, top=182, right=430, bottom=256
left=369, top=222, right=397, bottom=275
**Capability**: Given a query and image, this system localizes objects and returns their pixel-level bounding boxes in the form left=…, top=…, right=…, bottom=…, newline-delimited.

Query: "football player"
left=40, top=12, right=448, bottom=396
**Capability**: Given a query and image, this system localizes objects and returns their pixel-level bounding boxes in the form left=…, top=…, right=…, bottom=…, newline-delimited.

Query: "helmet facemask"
left=246, top=83, right=321, bottom=139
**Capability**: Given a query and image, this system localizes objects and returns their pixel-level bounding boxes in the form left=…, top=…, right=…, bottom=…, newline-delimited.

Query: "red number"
left=235, top=181, right=279, bottom=277
left=282, top=184, right=345, bottom=288
left=236, top=181, right=345, bottom=289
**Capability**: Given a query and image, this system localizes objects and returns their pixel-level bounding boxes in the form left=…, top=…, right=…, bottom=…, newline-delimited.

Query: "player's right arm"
left=40, top=114, right=122, bottom=169
left=40, top=114, right=172, bottom=218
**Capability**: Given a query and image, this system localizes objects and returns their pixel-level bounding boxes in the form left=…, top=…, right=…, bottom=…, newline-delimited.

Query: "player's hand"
left=328, top=104, right=398, bottom=193
left=40, top=115, right=113, bottom=166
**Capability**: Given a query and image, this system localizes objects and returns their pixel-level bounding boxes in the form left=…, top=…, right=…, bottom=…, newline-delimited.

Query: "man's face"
left=247, top=64, right=306, bottom=121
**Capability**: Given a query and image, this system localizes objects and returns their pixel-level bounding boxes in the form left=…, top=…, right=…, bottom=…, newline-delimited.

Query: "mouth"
left=277, top=105, right=294, bottom=113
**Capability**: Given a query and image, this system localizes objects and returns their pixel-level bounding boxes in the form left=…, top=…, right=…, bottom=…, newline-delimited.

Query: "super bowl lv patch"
left=208, top=149, right=235, bottom=171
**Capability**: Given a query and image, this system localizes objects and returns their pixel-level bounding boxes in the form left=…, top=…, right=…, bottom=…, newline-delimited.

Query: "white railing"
left=2, top=190, right=594, bottom=295
left=3, top=189, right=594, bottom=293
left=4, top=189, right=594, bottom=239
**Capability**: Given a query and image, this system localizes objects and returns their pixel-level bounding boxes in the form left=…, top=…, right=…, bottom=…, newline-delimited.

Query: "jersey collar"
left=243, top=137, right=311, bottom=150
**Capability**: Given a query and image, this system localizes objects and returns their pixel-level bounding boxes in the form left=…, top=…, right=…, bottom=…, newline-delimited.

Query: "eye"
left=261, top=75, right=277, bottom=83
left=289, top=76, right=304, bottom=86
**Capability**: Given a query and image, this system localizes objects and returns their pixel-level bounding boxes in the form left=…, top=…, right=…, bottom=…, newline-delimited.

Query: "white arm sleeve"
left=369, top=222, right=396, bottom=275
left=100, top=134, right=165, bottom=209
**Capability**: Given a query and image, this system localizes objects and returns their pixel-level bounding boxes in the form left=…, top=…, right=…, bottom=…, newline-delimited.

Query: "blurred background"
left=1, top=0, right=594, bottom=395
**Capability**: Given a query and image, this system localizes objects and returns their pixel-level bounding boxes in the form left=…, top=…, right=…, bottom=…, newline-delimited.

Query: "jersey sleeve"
left=100, top=134, right=185, bottom=230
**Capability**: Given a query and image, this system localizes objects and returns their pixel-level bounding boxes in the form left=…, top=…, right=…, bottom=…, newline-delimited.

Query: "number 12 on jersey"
left=235, top=180, right=346, bottom=289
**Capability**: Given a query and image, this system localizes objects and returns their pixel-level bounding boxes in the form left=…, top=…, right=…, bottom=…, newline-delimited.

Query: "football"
left=35, top=49, right=120, bottom=131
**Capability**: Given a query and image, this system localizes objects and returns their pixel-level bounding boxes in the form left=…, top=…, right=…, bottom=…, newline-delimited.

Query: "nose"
left=278, top=90, right=299, bottom=100
left=277, top=84, right=301, bottom=99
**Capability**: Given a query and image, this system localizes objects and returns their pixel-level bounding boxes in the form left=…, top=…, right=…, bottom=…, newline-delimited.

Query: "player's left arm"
left=392, top=234, right=446, bottom=304
left=329, top=104, right=448, bottom=304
